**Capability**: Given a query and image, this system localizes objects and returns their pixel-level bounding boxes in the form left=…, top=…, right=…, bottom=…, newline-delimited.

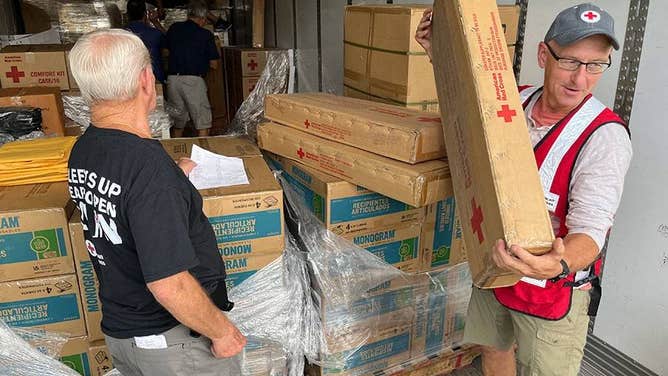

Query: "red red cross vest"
left=493, top=85, right=629, bottom=320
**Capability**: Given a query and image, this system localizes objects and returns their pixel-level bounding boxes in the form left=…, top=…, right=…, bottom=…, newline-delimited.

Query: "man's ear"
left=537, top=42, right=548, bottom=69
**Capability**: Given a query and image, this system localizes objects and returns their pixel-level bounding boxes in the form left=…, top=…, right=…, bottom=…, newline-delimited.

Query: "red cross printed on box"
left=297, top=148, right=305, bottom=159
left=496, top=104, right=517, bottom=123
left=417, top=117, right=441, bottom=123
left=581, top=10, right=600, bottom=23
left=304, top=119, right=311, bottom=128
left=5, top=66, right=25, bottom=83
left=247, top=59, right=258, bottom=71
left=470, top=198, right=484, bottom=244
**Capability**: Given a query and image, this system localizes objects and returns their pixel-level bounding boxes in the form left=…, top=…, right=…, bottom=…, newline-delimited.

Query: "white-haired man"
left=67, top=29, right=246, bottom=376
left=416, top=3, right=632, bottom=375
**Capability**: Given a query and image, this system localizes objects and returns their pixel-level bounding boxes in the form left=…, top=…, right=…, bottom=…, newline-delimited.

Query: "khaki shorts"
left=166, top=75, right=212, bottom=130
left=463, top=287, right=591, bottom=376
left=105, top=324, right=241, bottom=376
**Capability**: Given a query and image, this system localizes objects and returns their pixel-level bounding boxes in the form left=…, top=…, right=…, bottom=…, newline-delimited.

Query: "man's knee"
left=481, top=344, right=516, bottom=376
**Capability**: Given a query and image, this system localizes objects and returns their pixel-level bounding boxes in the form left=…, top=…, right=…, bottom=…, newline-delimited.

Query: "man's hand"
left=491, top=238, right=565, bottom=280
left=415, top=8, right=433, bottom=61
left=177, top=158, right=197, bottom=176
left=210, top=320, right=247, bottom=358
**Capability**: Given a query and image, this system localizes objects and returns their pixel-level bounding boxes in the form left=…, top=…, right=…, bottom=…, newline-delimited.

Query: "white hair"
left=188, top=0, right=208, bottom=19
left=69, top=29, right=151, bottom=104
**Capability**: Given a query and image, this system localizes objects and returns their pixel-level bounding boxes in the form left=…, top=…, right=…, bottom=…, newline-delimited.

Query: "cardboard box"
left=0, top=87, right=66, bottom=136
left=266, top=153, right=424, bottom=237
left=88, top=340, right=114, bottom=376
left=0, top=274, right=86, bottom=336
left=388, top=345, right=480, bottom=376
left=0, top=183, right=75, bottom=282
left=348, top=223, right=422, bottom=272
left=160, top=137, right=285, bottom=290
left=160, top=136, right=263, bottom=161
left=420, top=197, right=467, bottom=271
left=59, top=336, right=91, bottom=376
left=258, top=122, right=451, bottom=207
left=242, top=77, right=259, bottom=99
left=69, top=213, right=104, bottom=342
left=431, top=0, right=554, bottom=288
left=0, top=44, right=71, bottom=90
left=343, top=4, right=519, bottom=113
left=498, top=5, right=521, bottom=45
left=264, top=93, right=445, bottom=164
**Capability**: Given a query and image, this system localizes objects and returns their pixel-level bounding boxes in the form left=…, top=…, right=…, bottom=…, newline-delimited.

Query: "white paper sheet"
left=189, top=144, right=249, bottom=189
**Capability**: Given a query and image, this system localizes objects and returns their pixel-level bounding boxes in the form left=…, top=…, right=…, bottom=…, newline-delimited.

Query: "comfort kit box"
left=420, top=197, right=467, bottom=271
left=69, top=212, right=104, bottom=342
left=0, top=274, right=86, bottom=336
left=0, top=44, right=71, bottom=89
left=160, top=137, right=284, bottom=289
left=264, top=93, right=446, bottom=164
left=432, top=0, right=554, bottom=288
left=0, top=183, right=75, bottom=283
left=0, top=87, right=66, bottom=136
left=257, top=122, right=451, bottom=207
left=265, top=153, right=424, bottom=236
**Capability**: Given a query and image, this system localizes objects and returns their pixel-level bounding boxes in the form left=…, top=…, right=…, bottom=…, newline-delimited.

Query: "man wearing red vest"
left=416, top=3, right=632, bottom=375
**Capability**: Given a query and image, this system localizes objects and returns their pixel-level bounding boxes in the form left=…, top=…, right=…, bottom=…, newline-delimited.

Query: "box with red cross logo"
left=0, top=44, right=71, bottom=90
left=431, top=0, right=554, bottom=288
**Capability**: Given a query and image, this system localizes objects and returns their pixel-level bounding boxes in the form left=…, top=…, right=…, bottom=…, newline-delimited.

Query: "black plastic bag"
left=0, top=107, right=43, bottom=138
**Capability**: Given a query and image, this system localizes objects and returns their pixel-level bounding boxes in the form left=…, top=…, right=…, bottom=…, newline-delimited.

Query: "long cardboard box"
left=258, top=122, right=451, bottom=207
left=343, top=4, right=520, bottom=112
left=69, top=213, right=104, bottom=342
left=160, top=137, right=284, bottom=289
left=264, top=93, right=446, bottom=164
left=266, top=153, right=424, bottom=236
left=432, top=0, right=554, bottom=288
left=0, top=87, right=66, bottom=136
left=420, top=197, right=467, bottom=271
left=0, top=183, right=75, bottom=283
left=0, top=44, right=71, bottom=89
left=0, top=274, right=86, bottom=336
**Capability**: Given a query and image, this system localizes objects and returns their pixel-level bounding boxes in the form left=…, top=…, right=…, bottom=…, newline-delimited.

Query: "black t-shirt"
left=67, top=126, right=226, bottom=338
left=166, top=20, right=220, bottom=76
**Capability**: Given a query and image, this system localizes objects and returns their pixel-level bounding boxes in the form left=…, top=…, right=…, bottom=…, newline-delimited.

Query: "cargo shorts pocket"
left=133, top=341, right=195, bottom=376
left=531, top=324, right=581, bottom=376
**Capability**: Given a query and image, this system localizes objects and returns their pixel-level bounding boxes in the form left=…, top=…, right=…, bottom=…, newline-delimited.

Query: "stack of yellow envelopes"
left=0, top=137, right=77, bottom=186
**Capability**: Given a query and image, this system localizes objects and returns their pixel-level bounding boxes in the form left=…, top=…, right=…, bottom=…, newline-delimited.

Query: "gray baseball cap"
left=544, top=3, right=620, bottom=50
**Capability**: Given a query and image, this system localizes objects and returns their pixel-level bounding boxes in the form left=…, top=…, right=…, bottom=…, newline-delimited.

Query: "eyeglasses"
left=545, top=43, right=611, bottom=74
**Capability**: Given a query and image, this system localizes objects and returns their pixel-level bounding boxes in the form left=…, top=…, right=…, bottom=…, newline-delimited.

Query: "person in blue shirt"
left=126, top=0, right=167, bottom=83
left=165, top=0, right=220, bottom=137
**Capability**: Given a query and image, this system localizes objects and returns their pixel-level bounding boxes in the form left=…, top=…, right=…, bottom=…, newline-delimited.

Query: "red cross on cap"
left=581, top=10, right=600, bottom=23
left=5, top=66, right=25, bottom=83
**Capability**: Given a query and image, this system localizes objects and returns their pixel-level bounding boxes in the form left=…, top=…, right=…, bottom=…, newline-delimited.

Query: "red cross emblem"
left=5, top=66, right=25, bottom=83
left=470, top=198, right=484, bottom=244
left=496, top=104, right=517, bottom=123
left=297, top=148, right=305, bottom=159
left=417, top=117, right=441, bottom=123
left=304, top=119, right=311, bottom=128
left=581, top=10, right=600, bottom=23
left=247, top=59, right=258, bottom=71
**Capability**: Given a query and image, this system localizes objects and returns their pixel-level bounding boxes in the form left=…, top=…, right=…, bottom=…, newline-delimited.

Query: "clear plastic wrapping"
left=226, top=50, right=293, bottom=140
left=57, top=1, right=123, bottom=43
left=0, top=320, right=79, bottom=376
left=62, top=93, right=173, bottom=138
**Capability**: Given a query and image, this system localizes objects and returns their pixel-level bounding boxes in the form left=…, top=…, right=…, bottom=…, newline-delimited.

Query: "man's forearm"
left=563, top=233, right=600, bottom=272
left=148, top=271, right=233, bottom=339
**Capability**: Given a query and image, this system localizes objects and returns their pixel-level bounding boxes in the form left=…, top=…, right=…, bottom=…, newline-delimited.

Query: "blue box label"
left=209, top=209, right=282, bottom=243
left=282, top=172, right=326, bottom=222
left=0, top=294, right=80, bottom=328
left=341, top=332, right=410, bottom=369
left=364, top=238, right=419, bottom=265
left=430, top=197, right=456, bottom=267
left=0, top=228, right=67, bottom=264
left=330, top=193, right=410, bottom=224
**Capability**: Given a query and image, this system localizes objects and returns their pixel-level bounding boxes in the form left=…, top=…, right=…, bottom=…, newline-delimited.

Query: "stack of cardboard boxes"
left=256, top=93, right=474, bottom=375
left=343, top=4, right=520, bottom=113
left=160, top=136, right=285, bottom=289
left=0, top=183, right=112, bottom=376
